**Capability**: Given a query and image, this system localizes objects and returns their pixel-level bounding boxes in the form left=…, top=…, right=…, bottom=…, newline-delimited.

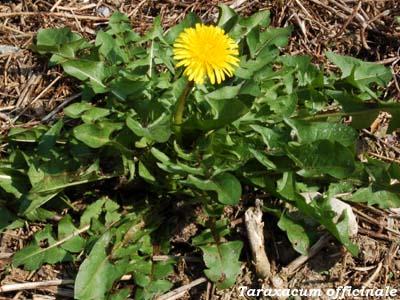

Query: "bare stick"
left=159, top=291, right=186, bottom=300
left=151, top=255, right=201, bottom=262
left=368, top=152, right=400, bottom=164
left=284, top=233, right=332, bottom=276
left=0, top=253, right=13, bottom=259
left=358, top=227, right=397, bottom=242
left=327, top=0, right=369, bottom=27
left=33, top=295, right=56, bottom=300
left=16, top=225, right=90, bottom=265
left=0, top=279, right=74, bottom=293
left=230, top=0, right=248, bottom=9
left=0, top=12, right=108, bottom=21
left=55, top=4, right=97, bottom=12
left=41, top=92, right=82, bottom=122
left=13, top=75, right=62, bottom=123
left=363, top=261, right=383, bottom=287
left=0, top=105, right=16, bottom=112
left=15, top=74, right=41, bottom=108
left=50, top=0, right=63, bottom=12
left=45, top=225, right=90, bottom=250
left=0, top=112, right=10, bottom=122
left=335, top=0, right=362, bottom=37
left=156, top=277, right=207, bottom=300
left=361, top=128, right=400, bottom=156
left=308, top=0, right=348, bottom=20
left=244, top=199, right=271, bottom=279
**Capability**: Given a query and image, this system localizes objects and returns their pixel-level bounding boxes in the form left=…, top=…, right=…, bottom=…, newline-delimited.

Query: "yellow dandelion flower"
left=173, top=23, right=239, bottom=85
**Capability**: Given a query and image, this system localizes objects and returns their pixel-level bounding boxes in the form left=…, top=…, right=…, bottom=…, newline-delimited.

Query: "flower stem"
left=173, top=81, right=194, bottom=137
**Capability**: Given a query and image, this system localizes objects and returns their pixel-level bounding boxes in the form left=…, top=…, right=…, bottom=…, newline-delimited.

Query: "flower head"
left=173, top=23, right=239, bottom=85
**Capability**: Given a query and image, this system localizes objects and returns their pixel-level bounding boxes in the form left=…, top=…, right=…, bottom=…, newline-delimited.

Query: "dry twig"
left=284, top=233, right=332, bottom=276
left=156, top=277, right=207, bottom=300
left=0, top=279, right=74, bottom=293
left=244, top=199, right=271, bottom=279
left=363, top=261, right=383, bottom=287
left=0, top=12, right=108, bottom=21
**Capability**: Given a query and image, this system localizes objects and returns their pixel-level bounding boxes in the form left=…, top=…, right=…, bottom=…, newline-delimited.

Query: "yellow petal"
left=173, top=23, right=239, bottom=85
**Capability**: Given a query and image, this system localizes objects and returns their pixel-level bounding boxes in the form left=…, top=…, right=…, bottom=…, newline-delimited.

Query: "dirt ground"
left=1, top=0, right=400, bottom=299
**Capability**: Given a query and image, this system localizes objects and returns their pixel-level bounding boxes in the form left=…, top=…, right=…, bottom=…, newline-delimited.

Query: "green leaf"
left=268, top=94, right=297, bottom=117
left=327, top=52, right=391, bottom=86
left=0, top=168, right=29, bottom=198
left=285, top=119, right=357, bottom=147
left=326, top=52, right=391, bottom=97
left=277, top=174, right=358, bottom=256
left=109, top=77, right=148, bottom=101
left=312, top=91, right=400, bottom=131
left=240, top=10, right=270, bottom=29
left=13, top=226, right=70, bottom=270
left=278, top=213, right=312, bottom=255
left=248, top=148, right=277, bottom=170
left=20, top=192, right=61, bottom=217
left=185, top=173, right=242, bottom=205
left=64, top=102, right=92, bottom=119
left=277, top=172, right=297, bottom=201
left=259, top=27, right=292, bottom=48
left=250, top=125, right=288, bottom=153
left=184, top=99, right=248, bottom=131
left=206, top=85, right=243, bottom=100
left=236, top=48, right=279, bottom=79
left=95, top=31, right=128, bottom=64
left=207, top=98, right=248, bottom=120
left=7, top=126, right=48, bottom=142
left=334, top=210, right=359, bottom=255
left=35, top=28, right=91, bottom=64
left=58, top=215, right=86, bottom=253
left=351, top=186, right=400, bottom=208
left=21, top=162, right=117, bottom=214
left=164, top=13, right=200, bottom=44
left=37, top=120, right=63, bottom=155
left=217, top=4, right=238, bottom=32
left=144, top=16, right=165, bottom=42
left=75, top=232, right=127, bottom=300
left=80, top=198, right=107, bottom=226
left=278, top=55, right=323, bottom=87
left=135, top=280, right=173, bottom=300
left=28, top=161, right=107, bottom=194
left=298, top=195, right=359, bottom=256
left=126, top=113, right=171, bottom=143
left=201, top=241, right=243, bottom=289
left=36, top=28, right=78, bottom=51
left=151, top=148, right=204, bottom=176
left=81, top=107, right=111, bottom=123
left=364, top=159, right=391, bottom=185
left=138, top=161, right=156, bottom=183
left=134, top=259, right=174, bottom=300
left=287, top=140, right=355, bottom=179
left=108, top=12, right=134, bottom=35
left=192, top=220, right=230, bottom=246
left=0, top=207, right=18, bottom=232
left=105, top=200, right=121, bottom=225
left=63, top=60, right=108, bottom=93
left=73, top=122, right=123, bottom=148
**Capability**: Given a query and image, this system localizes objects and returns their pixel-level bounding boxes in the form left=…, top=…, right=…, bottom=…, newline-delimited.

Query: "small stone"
left=329, top=197, right=358, bottom=237
left=0, top=45, right=20, bottom=55
left=97, top=6, right=111, bottom=17
left=300, top=192, right=358, bottom=237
